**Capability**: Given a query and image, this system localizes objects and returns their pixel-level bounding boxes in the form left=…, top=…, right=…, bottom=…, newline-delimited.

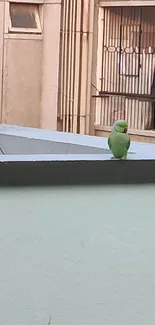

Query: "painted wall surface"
left=0, top=1, right=61, bottom=129
left=3, top=38, right=42, bottom=127
left=0, top=185, right=155, bottom=325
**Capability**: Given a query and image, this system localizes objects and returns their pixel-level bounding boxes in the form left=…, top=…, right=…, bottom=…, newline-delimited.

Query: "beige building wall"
left=0, top=0, right=61, bottom=130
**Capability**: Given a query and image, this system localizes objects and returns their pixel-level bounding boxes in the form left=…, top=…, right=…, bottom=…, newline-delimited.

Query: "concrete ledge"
left=0, top=159, right=155, bottom=186
left=0, top=124, right=154, bottom=185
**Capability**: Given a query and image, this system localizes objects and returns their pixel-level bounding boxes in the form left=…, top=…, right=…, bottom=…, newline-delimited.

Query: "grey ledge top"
left=0, top=124, right=154, bottom=185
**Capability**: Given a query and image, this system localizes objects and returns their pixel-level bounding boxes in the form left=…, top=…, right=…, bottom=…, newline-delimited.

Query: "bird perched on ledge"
left=108, top=120, right=130, bottom=160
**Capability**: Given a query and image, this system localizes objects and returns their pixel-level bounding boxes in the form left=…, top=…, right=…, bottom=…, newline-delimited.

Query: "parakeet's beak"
left=124, top=127, right=127, bottom=133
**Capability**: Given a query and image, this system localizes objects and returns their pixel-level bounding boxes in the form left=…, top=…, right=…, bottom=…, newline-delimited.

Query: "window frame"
left=9, top=3, right=42, bottom=34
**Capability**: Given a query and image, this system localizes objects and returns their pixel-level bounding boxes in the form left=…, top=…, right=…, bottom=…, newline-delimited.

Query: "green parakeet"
left=108, top=120, right=130, bottom=160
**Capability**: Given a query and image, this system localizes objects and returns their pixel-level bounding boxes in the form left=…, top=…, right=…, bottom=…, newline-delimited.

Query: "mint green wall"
left=0, top=185, right=154, bottom=325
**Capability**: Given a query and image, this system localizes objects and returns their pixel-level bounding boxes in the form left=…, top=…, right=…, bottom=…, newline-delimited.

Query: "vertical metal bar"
left=118, top=7, right=123, bottom=92
left=107, top=8, right=112, bottom=125
left=132, top=8, right=136, bottom=128
left=101, top=8, right=109, bottom=125
left=101, top=8, right=105, bottom=90
left=103, top=8, right=109, bottom=93
left=113, top=7, right=117, bottom=93
left=130, top=6, right=134, bottom=93
left=107, top=9, right=112, bottom=92
left=136, top=5, right=141, bottom=137
left=143, top=7, right=148, bottom=96
left=137, top=7, right=142, bottom=93
left=96, top=7, right=103, bottom=126
left=138, top=7, right=143, bottom=98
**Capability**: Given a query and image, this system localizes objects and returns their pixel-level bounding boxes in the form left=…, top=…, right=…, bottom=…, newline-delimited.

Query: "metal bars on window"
left=96, top=6, right=155, bottom=130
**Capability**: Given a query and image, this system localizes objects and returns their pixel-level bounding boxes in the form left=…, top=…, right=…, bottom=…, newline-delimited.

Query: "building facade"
left=1, top=0, right=155, bottom=142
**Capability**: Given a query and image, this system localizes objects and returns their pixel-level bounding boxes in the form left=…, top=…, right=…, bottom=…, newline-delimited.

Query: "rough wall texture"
left=3, top=39, right=42, bottom=127
left=0, top=185, right=154, bottom=325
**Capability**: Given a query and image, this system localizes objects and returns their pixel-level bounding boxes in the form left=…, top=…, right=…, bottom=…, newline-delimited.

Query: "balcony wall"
left=0, top=124, right=154, bottom=324
left=0, top=184, right=155, bottom=325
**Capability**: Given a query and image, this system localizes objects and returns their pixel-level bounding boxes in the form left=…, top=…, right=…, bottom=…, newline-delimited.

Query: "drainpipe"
left=73, top=0, right=82, bottom=133
left=79, top=0, right=89, bottom=134
left=85, top=0, right=95, bottom=135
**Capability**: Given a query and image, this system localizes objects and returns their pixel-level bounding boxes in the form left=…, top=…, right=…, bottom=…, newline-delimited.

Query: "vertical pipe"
left=85, top=0, right=95, bottom=134
left=79, top=0, right=89, bottom=134
left=59, top=0, right=66, bottom=119
left=66, top=1, right=73, bottom=132
left=62, top=0, right=69, bottom=131
left=69, top=0, right=76, bottom=133
left=73, top=0, right=82, bottom=133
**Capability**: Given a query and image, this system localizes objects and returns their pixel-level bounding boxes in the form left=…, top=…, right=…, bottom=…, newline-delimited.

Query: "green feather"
left=108, top=127, right=130, bottom=160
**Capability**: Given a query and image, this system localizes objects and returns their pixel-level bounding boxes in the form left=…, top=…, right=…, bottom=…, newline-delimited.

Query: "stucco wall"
left=0, top=0, right=61, bottom=129
left=3, top=38, right=42, bottom=127
left=0, top=185, right=154, bottom=325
